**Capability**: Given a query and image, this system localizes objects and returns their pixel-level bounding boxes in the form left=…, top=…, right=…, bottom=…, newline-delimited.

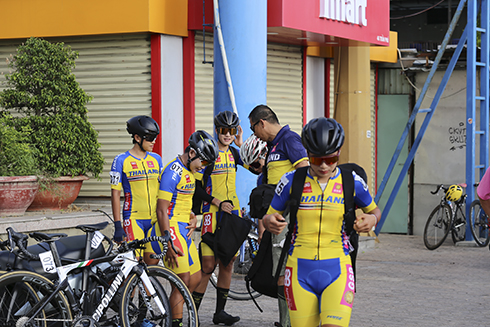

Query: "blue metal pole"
left=213, top=0, right=267, bottom=212
left=375, top=28, right=468, bottom=234
left=375, top=0, right=467, bottom=207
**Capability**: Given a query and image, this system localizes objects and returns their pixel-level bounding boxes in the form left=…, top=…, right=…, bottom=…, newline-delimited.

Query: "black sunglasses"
left=250, top=120, right=261, bottom=133
left=143, top=134, right=158, bottom=142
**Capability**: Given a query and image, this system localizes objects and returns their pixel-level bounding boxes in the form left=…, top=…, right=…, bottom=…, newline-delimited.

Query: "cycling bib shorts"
left=284, top=255, right=355, bottom=327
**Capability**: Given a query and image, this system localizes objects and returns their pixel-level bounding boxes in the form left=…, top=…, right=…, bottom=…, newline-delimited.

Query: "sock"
left=192, top=291, right=204, bottom=311
left=171, top=318, right=183, bottom=327
left=216, top=287, right=229, bottom=314
left=277, top=286, right=291, bottom=327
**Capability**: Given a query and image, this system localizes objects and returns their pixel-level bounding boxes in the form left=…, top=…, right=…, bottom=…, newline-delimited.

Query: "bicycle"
left=469, top=199, right=490, bottom=246
left=423, top=184, right=467, bottom=250
left=0, top=227, right=198, bottom=327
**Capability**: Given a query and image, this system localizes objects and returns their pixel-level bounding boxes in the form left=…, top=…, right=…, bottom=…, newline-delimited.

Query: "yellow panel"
left=0, top=0, right=187, bottom=39
left=370, top=31, right=398, bottom=63
left=306, top=46, right=334, bottom=58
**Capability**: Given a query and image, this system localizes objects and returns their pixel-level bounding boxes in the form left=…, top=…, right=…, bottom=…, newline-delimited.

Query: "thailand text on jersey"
left=267, top=168, right=377, bottom=260
left=195, top=147, right=243, bottom=213
left=110, top=151, right=163, bottom=221
left=266, top=125, right=308, bottom=185
left=158, top=156, right=196, bottom=223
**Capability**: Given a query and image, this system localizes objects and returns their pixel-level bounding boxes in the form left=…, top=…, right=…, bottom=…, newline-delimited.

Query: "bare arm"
left=156, top=199, right=181, bottom=269
left=354, top=207, right=382, bottom=233
left=294, top=160, right=309, bottom=169
left=111, top=189, right=122, bottom=223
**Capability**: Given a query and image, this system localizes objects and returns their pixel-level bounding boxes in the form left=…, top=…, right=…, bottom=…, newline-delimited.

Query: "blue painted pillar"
left=213, top=0, right=267, bottom=213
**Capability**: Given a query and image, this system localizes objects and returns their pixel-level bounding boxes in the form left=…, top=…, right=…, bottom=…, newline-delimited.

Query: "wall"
left=413, top=69, right=472, bottom=235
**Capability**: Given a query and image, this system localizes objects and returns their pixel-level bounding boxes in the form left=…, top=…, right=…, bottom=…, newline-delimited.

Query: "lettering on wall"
left=319, top=0, right=368, bottom=26
left=448, top=122, right=466, bottom=151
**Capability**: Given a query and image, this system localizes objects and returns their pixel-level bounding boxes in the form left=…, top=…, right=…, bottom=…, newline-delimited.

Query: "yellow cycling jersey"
left=267, top=168, right=377, bottom=260
left=266, top=125, right=308, bottom=185
left=158, top=157, right=196, bottom=223
left=195, top=148, right=242, bottom=212
left=110, top=151, right=163, bottom=221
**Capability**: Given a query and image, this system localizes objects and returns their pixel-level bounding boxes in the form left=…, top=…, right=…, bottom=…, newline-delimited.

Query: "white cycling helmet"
left=240, top=134, right=268, bottom=166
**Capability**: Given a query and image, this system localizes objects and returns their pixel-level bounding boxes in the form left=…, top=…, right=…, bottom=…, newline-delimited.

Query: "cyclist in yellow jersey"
left=263, top=118, right=381, bottom=327
left=110, top=116, right=162, bottom=261
left=249, top=104, right=309, bottom=327
left=146, top=130, right=219, bottom=327
left=192, top=111, right=263, bottom=326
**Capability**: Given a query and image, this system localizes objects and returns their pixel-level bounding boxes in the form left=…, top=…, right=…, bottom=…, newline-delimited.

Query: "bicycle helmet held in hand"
left=214, top=110, right=240, bottom=128
left=446, top=185, right=463, bottom=202
left=188, top=130, right=219, bottom=163
left=127, top=115, right=160, bottom=139
left=301, top=117, right=345, bottom=156
left=240, top=134, right=268, bottom=166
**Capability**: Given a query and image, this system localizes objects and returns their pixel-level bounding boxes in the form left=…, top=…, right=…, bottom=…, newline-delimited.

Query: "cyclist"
left=147, top=130, right=219, bottom=327
left=263, top=117, right=381, bottom=327
left=477, top=167, right=490, bottom=218
left=192, top=110, right=248, bottom=326
left=240, top=134, right=268, bottom=175
left=109, top=115, right=162, bottom=256
left=248, top=104, right=309, bottom=327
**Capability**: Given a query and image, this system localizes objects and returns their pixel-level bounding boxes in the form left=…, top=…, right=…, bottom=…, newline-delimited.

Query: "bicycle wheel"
left=470, top=200, right=490, bottom=247
left=451, top=204, right=466, bottom=243
left=210, top=232, right=261, bottom=300
left=423, top=203, right=452, bottom=250
left=119, top=265, right=197, bottom=327
left=0, top=270, right=72, bottom=327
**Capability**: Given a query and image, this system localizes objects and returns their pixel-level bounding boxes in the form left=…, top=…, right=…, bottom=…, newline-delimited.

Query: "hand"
left=186, top=212, right=197, bottom=238
left=113, top=220, right=126, bottom=243
left=354, top=214, right=377, bottom=233
left=263, top=213, right=287, bottom=235
left=164, top=245, right=181, bottom=269
left=219, top=201, right=234, bottom=214
left=234, top=126, right=243, bottom=147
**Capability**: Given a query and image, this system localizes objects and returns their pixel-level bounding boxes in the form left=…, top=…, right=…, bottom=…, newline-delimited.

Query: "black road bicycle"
left=423, top=184, right=467, bottom=250
left=469, top=199, right=490, bottom=247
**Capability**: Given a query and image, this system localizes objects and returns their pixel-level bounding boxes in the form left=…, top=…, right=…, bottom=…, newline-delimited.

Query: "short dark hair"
left=248, top=104, right=280, bottom=125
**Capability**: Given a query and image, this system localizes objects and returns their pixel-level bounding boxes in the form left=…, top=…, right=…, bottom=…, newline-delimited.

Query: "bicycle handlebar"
left=116, top=230, right=176, bottom=260
left=431, top=184, right=444, bottom=195
left=6, top=227, right=40, bottom=261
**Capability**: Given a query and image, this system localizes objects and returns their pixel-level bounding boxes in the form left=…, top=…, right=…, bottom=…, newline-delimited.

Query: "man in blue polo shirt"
left=248, top=104, right=309, bottom=327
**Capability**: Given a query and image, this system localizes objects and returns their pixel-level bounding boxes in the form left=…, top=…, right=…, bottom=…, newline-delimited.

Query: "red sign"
left=268, top=0, right=389, bottom=46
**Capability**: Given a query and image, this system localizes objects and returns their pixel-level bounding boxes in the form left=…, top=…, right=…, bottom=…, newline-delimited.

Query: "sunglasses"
left=308, top=154, right=340, bottom=166
left=250, top=161, right=262, bottom=169
left=218, top=127, right=237, bottom=135
left=143, top=134, right=158, bottom=142
left=250, top=120, right=261, bottom=133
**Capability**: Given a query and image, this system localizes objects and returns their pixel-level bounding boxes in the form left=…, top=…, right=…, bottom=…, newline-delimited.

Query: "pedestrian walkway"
left=197, top=233, right=490, bottom=327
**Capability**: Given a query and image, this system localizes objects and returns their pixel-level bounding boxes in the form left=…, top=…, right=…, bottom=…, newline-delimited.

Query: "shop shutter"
left=0, top=34, right=151, bottom=197
left=267, top=44, right=303, bottom=134
left=370, top=65, right=377, bottom=187
left=194, top=32, right=215, bottom=133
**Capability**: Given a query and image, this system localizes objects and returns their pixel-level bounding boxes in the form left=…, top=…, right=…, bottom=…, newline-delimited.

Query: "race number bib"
left=39, top=251, right=56, bottom=274
left=91, top=231, right=104, bottom=249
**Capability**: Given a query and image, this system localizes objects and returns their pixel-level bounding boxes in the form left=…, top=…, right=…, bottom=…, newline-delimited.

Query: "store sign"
left=319, top=0, right=367, bottom=26
left=268, top=0, right=389, bottom=46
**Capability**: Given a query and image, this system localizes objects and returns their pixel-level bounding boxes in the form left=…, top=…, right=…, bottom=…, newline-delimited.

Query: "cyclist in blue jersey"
left=110, top=116, right=162, bottom=261
left=263, top=117, right=381, bottom=327
left=147, top=130, right=219, bottom=327
left=249, top=104, right=309, bottom=327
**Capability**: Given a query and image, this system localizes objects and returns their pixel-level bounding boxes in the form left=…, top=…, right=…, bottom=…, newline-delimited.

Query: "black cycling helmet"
left=188, top=130, right=219, bottom=163
left=127, top=115, right=160, bottom=138
left=301, top=117, right=345, bottom=156
left=214, top=110, right=240, bottom=128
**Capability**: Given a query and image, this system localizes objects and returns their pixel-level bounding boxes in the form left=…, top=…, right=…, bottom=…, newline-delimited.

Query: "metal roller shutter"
left=0, top=34, right=151, bottom=197
left=267, top=44, right=303, bottom=133
left=194, top=32, right=215, bottom=133
left=194, top=34, right=304, bottom=134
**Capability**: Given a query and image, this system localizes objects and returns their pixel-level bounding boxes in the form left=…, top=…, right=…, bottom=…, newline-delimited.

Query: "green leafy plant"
left=0, top=37, right=103, bottom=178
left=0, top=115, right=38, bottom=176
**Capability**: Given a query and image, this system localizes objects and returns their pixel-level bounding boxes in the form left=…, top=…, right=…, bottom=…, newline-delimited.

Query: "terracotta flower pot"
left=27, top=175, right=89, bottom=211
left=0, top=176, right=39, bottom=216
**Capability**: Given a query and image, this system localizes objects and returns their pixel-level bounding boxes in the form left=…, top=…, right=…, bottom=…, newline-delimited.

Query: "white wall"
left=306, top=56, right=325, bottom=122
left=160, top=35, right=184, bottom=164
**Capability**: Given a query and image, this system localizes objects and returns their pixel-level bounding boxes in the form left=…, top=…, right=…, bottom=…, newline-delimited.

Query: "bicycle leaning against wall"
left=423, top=184, right=467, bottom=250
left=469, top=198, right=490, bottom=247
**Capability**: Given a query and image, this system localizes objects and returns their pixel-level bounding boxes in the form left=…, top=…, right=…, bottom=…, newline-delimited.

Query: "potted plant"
left=0, top=113, right=39, bottom=216
left=0, top=37, right=104, bottom=211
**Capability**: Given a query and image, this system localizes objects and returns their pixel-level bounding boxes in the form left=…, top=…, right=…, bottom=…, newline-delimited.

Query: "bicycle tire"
left=0, top=270, right=72, bottom=327
left=119, top=265, right=197, bottom=327
left=451, top=204, right=466, bottom=243
left=210, top=232, right=262, bottom=300
left=423, top=203, right=452, bottom=250
left=469, top=200, right=490, bottom=247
